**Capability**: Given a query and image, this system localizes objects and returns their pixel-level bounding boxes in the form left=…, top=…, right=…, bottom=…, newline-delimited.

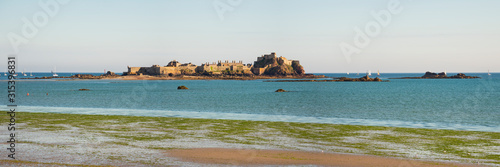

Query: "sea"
left=1, top=72, right=499, bottom=132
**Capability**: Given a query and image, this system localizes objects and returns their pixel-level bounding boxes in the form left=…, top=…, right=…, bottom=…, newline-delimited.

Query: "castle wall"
left=158, top=67, right=180, bottom=75
left=126, top=53, right=297, bottom=76
left=253, top=68, right=266, bottom=75
left=278, top=57, right=292, bottom=66
left=128, top=67, right=141, bottom=75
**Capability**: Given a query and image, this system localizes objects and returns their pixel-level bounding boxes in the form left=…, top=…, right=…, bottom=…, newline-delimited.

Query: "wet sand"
left=168, top=148, right=484, bottom=167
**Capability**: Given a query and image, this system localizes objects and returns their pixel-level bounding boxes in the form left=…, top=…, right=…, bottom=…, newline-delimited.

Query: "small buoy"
left=27, top=93, right=29, bottom=96
left=46, top=93, right=49, bottom=95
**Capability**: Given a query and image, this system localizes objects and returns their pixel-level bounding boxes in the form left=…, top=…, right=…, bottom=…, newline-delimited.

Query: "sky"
left=0, top=0, right=499, bottom=73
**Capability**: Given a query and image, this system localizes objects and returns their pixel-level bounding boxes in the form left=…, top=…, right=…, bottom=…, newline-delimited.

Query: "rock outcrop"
left=177, top=86, right=189, bottom=90
left=275, top=89, right=288, bottom=92
left=391, top=72, right=480, bottom=79
left=267, top=76, right=387, bottom=82
left=449, top=73, right=480, bottom=79
left=422, top=71, right=447, bottom=78
left=102, top=71, right=118, bottom=76
left=252, top=53, right=304, bottom=76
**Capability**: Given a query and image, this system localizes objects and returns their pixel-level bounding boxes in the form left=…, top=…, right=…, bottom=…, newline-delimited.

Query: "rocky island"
left=390, top=71, right=480, bottom=79
left=123, top=52, right=307, bottom=77
left=27, top=52, right=325, bottom=80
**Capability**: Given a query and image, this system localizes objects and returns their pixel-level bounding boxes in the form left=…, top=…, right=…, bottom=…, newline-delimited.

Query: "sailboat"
left=30, top=71, right=33, bottom=77
left=368, top=70, right=372, bottom=76
left=488, top=69, right=491, bottom=76
left=347, top=72, right=349, bottom=75
left=377, top=70, right=380, bottom=76
left=52, top=67, right=59, bottom=77
left=23, top=69, right=27, bottom=76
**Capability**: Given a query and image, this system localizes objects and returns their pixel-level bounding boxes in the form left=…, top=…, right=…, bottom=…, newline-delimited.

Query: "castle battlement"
left=124, top=52, right=301, bottom=76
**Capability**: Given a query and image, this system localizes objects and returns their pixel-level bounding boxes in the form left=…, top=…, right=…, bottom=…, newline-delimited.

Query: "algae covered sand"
left=1, top=112, right=499, bottom=166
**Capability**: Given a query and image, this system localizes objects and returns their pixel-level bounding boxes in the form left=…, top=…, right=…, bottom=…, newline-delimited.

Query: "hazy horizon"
left=1, top=0, right=499, bottom=73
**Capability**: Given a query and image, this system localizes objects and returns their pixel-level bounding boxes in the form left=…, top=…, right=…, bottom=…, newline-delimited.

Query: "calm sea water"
left=1, top=73, right=499, bottom=132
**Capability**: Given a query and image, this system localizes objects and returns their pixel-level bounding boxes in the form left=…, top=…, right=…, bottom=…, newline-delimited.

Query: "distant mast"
left=488, top=69, right=491, bottom=75
left=52, top=66, right=58, bottom=77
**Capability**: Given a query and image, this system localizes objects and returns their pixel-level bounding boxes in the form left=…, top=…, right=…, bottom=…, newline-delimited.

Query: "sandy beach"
left=168, top=148, right=485, bottom=166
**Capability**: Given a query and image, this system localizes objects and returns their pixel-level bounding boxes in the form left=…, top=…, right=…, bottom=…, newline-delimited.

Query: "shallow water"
left=1, top=73, right=499, bottom=132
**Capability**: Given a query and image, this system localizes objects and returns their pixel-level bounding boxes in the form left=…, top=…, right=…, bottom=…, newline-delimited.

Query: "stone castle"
left=124, top=52, right=302, bottom=76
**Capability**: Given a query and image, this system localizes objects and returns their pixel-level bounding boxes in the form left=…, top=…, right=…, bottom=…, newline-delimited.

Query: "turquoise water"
left=2, top=73, right=499, bottom=132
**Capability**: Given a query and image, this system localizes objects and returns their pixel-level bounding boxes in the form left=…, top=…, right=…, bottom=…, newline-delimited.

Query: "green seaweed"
left=5, top=111, right=500, bottom=165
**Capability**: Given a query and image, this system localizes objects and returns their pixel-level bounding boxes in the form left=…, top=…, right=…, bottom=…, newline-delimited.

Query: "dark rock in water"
left=456, top=73, right=466, bottom=77
left=78, top=89, right=90, bottom=91
left=374, top=77, right=382, bottom=81
left=102, top=71, right=118, bottom=77
left=72, top=74, right=101, bottom=79
left=275, top=89, right=287, bottom=92
left=178, top=86, right=189, bottom=90
left=422, top=71, right=440, bottom=78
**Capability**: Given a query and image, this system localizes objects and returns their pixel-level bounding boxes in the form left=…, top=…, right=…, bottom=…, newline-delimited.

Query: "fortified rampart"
left=124, top=52, right=301, bottom=76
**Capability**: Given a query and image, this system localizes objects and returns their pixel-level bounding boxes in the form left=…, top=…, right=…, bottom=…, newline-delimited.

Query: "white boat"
left=30, top=71, right=33, bottom=77
left=347, top=72, right=349, bottom=75
left=488, top=69, right=491, bottom=76
left=52, top=67, right=59, bottom=77
left=23, top=69, right=27, bottom=76
left=377, top=70, right=380, bottom=76
left=368, top=70, right=372, bottom=76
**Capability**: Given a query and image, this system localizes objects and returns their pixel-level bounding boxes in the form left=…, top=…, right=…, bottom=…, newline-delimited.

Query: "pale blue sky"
left=0, top=0, right=499, bottom=73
